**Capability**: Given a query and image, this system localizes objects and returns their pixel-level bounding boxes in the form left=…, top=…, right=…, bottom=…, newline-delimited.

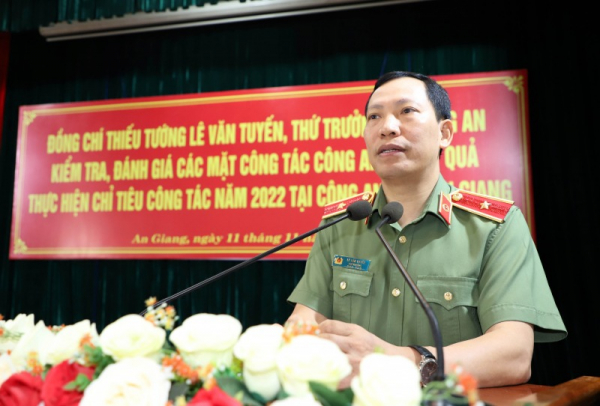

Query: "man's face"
left=363, top=77, right=451, bottom=181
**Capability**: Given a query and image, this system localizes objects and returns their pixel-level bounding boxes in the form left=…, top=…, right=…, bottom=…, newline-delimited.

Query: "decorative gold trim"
left=13, top=238, right=28, bottom=254
left=23, top=111, right=37, bottom=126
left=452, top=203, right=504, bottom=223
left=504, top=75, right=524, bottom=94
left=12, top=245, right=312, bottom=255
left=450, top=189, right=514, bottom=205
left=24, top=85, right=374, bottom=116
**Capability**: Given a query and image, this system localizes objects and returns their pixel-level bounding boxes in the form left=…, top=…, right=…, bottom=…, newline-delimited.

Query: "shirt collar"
left=368, top=175, right=456, bottom=229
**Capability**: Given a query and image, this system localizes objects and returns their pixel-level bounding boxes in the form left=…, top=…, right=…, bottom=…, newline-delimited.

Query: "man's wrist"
left=408, top=345, right=438, bottom=386
left=408, top=345, right=421, bottom=365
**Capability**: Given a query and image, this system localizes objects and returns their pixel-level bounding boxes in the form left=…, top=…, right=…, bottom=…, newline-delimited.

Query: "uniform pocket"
left=332, top=268, right=373, bottom=297
left=331, top=268, right=373, bottom=323
left=417, top=277, right=478, bottom=310
left=415, top=276, right=481, bottom=344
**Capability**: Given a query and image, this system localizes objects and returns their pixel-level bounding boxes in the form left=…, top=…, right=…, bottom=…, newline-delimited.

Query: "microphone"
left=374, top=201, right=445, bottom=383
left=140, top=199, right=373, bottom=316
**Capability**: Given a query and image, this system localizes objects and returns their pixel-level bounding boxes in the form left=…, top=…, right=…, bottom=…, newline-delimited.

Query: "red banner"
left=10, top=69, right=533, bottom=259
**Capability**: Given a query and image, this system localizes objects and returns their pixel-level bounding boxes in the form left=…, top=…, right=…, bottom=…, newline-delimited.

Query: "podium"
left=478, top=376, right=600, bottom=405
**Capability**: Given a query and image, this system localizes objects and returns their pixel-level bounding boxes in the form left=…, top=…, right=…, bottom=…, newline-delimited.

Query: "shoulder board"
left=322, top=192, right=375, bottom=219
left=447, top=189, right=514, bottom=223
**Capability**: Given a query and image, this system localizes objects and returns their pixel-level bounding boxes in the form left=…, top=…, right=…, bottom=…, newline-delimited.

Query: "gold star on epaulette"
left=449, top=189, right=513, bottom=222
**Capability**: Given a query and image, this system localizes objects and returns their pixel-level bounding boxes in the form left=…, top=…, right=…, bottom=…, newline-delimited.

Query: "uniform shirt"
left=288, top=175, right=567, bottom=346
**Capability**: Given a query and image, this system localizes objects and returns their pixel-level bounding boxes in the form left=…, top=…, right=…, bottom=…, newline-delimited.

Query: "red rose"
left=0, top=371, right=43, bottom=406
left=41, top=360, right=95, bottom=406
left=188, top=386, right=242, bottom=406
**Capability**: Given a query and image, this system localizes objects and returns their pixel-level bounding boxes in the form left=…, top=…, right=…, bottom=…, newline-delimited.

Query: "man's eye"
left=367, top=114, right=379, bottom=120
left=402, top=107, right=416, bottom=114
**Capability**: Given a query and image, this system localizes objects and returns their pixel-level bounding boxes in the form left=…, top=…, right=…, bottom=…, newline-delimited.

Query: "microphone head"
left=346, top=200, right=373, bottom=221
left=381, top=201, right=404, bottom=223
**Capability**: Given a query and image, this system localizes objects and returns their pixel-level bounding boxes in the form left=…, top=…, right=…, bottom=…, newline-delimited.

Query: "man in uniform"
left=286, top=71, right=566, bottom=388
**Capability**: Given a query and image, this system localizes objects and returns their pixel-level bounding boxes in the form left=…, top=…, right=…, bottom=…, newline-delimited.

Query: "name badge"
left=332, top=255, right=371, bottom=272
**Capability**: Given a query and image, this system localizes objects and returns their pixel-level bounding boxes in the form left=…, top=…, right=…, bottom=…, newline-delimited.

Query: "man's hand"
left=286, top=303, right=535, bottom=388
left=286, top=303, right=326, bottom=327
left=287, top=305, right=416, bottom=389
left=317, top=319, right=386, bottom=389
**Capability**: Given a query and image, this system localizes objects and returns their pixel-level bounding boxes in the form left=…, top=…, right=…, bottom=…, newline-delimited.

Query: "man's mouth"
left=378, top=145, right=405, bottom=155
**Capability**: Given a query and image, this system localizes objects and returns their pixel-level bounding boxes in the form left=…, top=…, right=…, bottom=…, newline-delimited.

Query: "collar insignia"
left=438, top=192, right=453, bottom=225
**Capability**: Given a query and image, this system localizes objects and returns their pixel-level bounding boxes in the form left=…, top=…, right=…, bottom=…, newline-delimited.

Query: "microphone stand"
left=375, top=219, right=445, bottom=383
left=141, top=202, right=371, bottom=316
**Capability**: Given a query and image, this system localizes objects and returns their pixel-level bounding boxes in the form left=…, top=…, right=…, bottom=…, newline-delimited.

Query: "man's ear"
left=439, top=119, right=454, bottom=149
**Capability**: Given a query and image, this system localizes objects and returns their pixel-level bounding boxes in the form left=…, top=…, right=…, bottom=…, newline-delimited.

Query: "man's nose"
left=380, top=115, right=400, bottom=137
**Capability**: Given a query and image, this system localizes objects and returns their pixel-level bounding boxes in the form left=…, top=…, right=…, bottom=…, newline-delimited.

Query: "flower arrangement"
left=0, top=299, right=482, bottom=405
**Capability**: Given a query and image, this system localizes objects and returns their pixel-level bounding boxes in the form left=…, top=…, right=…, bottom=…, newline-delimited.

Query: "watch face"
left=421, top=359, right=438, bottom=384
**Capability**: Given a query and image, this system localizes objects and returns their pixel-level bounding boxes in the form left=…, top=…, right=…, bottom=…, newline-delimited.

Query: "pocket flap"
left=332, top=268, right=373, bottom=297
left=416, top=277, right=478, bottom=310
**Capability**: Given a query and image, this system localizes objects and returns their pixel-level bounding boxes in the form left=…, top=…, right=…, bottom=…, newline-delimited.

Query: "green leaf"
left=421, top=381, right=471, bottom=405
left=162, top=337, right=176, bottom=353
left=213, top=366, right=241, bottom=380
left=216, top=376, right=265, bottom=406
left=168, top=381, right=190, bottom=401
left=63, top=372, right=92, bottom=391
left=309, top=381, right=353, bottom=406
left=80, top=345, right=115, bottom=379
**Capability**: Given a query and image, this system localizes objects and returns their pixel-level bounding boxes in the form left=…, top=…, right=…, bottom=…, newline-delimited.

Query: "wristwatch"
left=409, top=345, right=438, bottom=385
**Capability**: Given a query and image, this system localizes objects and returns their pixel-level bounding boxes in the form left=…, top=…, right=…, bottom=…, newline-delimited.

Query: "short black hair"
left=364, top=71, right=452, bottom=122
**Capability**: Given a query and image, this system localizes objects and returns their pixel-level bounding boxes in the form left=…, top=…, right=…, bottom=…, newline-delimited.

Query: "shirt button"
left=399, top=236, right=407, bottom=243
left=444, top=292, right=453, bottom=301
left=340, top=281, right=347, bottom=290
left=392, top=288, right=401, bottom=297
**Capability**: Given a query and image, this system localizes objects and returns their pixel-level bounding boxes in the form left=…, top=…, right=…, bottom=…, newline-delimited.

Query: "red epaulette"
left=322, top=192, right=375, bottom=219
left=438, top=190, right=514, bottom=225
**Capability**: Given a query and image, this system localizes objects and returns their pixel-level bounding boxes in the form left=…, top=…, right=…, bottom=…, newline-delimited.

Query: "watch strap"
left=409, top=345, right=436, bottom=360
left=409, top=345, right=438, bottom=386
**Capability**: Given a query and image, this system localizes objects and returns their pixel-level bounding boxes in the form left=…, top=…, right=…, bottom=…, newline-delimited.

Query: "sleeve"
left=287, top=218, right=336, bottom=318
left=477, top=206, right=567, bottom=343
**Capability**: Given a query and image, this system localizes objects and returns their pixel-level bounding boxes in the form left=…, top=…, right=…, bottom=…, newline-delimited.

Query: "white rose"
left=44, top=319, right=99, bottom=366
left=10, top=320, right=54, bottom=369
left=80, top=356, right=171, bottom=406
left=271, top=393, right=322, bottom=405
left=351, top=352, right=422, bottom=406
left=0, top=353, right=18, bottom=387
left=234, top=324, right=284, bottom=401
left=99, top=314, right=165, bottom=361
left=0, top=314, right=35, bottom=354
left=169, top=313, right=242, bottom=368
left=1, top=314, right=35, bottom=333
left=276, top=334, right=351, bottom=397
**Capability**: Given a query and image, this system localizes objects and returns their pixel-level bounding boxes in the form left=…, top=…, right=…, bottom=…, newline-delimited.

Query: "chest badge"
left=332, top=255, right=371, bottom=272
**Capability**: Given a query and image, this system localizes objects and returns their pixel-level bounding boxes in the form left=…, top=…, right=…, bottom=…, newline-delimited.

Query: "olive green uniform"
left=288, top=176, right=567, bottom=346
